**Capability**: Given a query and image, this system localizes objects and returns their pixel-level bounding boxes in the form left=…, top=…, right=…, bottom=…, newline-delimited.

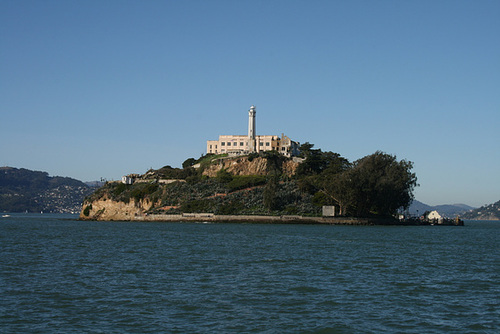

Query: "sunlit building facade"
left=206, top=106, right=300, bottom=157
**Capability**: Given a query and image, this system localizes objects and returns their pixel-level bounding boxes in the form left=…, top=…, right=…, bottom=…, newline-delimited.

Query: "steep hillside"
left=81, top=153, right=318, bottom=220
left=460, top=200, right=500, bottom=220
left=81, top=177, right=320, bottom=221
left=0, top=167, right=95, bottom=213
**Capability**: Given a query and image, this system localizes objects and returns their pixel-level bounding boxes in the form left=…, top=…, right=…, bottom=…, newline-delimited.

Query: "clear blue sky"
left=1, top=0, right=498, bottom=207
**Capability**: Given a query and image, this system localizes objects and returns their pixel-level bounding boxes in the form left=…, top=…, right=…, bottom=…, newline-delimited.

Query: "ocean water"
left=1, top=214, right=498, bottom=333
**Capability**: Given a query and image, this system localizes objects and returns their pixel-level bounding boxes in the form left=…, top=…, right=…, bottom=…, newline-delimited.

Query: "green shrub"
left=180, top=199, right=214, bottom=213
left=226, top=175, right=266, bottom=191
left=196, top=153, right=227, bottom=166
left=216, top=169, right=233, bottom=183
left=215, top=200, right=244, bottom=215
left=312, top=191, right=332, bottom=207
left=157, top=165, right=196, bottom=180
left=83, top=204, right=92, bottom=216
left=283, top=205, right=299, bottom=215
left=186, top=174, right=204, bottom=184
left=130, top=183, right=159, bottom=202
left=247, top=152, right=259, bottom=162
left=112, top=183, right=128, bottom=197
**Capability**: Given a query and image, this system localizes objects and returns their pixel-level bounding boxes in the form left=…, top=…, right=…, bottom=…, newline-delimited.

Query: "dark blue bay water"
left=1, top=214, right=499, bottom=333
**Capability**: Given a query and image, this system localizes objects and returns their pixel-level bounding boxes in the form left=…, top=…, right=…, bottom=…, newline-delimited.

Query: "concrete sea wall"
left=80, top=211, right=397, bottom=225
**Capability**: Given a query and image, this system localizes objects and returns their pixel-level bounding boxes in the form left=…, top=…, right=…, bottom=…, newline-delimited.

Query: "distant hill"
left=408, top=200, right=475, bottom=218
left=460, top=200, right=500, bottom=220
left=0, top=167, right=96, bottom=213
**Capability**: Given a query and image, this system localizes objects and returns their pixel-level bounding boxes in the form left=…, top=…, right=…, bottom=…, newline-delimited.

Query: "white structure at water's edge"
left=427, top=210, right=444, bottom=224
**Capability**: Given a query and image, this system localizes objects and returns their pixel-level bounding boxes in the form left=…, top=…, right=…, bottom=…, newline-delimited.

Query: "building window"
left=259, top=142, right=263, bottom=146
left=240, top=142, right=244, bottom=146
left=221, top=142, right=225, bottom=146
left=227, top=142, right=231, bottom=146
left=265, top=142, right=270, bottom=146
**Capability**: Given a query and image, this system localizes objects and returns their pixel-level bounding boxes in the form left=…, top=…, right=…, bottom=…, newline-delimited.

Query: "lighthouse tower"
left=248, top=105, right=256, bottom=152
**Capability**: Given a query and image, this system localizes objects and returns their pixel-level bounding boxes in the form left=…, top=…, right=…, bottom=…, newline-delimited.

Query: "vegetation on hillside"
left=295, top=146, right=418, bottom=217
left=86, top=144, right=418, bottom=218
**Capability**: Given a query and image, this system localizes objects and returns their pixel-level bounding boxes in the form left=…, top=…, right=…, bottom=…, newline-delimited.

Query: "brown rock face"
left=80, top=195, right=157, bottom=221
left=282, top=159, right=300, bottom=178
left=202, top=156, right=299, bottom=177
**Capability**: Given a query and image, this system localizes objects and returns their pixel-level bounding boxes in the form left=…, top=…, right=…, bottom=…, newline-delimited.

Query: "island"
left=80, top=146, right=423, bottom=225
left=80, top=105, right=460, bottom=225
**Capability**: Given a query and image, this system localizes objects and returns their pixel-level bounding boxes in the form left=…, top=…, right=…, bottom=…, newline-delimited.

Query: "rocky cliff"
left=202, top=156, right=299, bottom=177
left=81, top=194, right=158, bottom=221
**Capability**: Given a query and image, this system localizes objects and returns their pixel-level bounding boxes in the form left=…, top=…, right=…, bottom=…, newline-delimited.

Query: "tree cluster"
left=296, top=143, right=418, bottom=217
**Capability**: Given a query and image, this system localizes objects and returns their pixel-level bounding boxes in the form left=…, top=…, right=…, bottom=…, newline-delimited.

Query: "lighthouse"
left=248, top=105, right=256, bottom=152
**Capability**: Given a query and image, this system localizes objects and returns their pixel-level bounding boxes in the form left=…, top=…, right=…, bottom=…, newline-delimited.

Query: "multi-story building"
left=206, top=105, right=300, bottom=157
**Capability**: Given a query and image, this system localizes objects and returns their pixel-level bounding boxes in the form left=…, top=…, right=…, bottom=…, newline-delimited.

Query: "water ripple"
left=1, top=216, right=499, bottom=333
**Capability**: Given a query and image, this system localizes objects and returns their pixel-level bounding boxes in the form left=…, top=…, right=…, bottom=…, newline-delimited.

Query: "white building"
left=427, top=210, right=444, bottom=224
left=206, top=105, right=300, bottom=157
left=121, top=176, right=134, bottom=185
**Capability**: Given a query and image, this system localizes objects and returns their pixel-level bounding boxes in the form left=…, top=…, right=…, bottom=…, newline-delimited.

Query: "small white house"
left=427, top=210, right=444, bottom=224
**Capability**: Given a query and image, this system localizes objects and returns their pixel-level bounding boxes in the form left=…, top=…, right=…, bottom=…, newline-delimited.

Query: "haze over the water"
left=1, top=1, right=498, bottom=207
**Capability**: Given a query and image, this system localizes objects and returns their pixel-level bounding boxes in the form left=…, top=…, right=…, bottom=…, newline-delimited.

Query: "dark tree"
left=182, top=158, right=197, bottom=169
left=296, top=143, right=351, bottom=177
left=316, top=170, right=355, bottom=216
left=263, top=175, right=279, bottom=211
left=263, top=150, right=285, bottom=174
left=348, top=151, right=418, bottom=217
left=298, top=142, right=315, bottom=158
left=309, top=151, right=417, bottom=217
